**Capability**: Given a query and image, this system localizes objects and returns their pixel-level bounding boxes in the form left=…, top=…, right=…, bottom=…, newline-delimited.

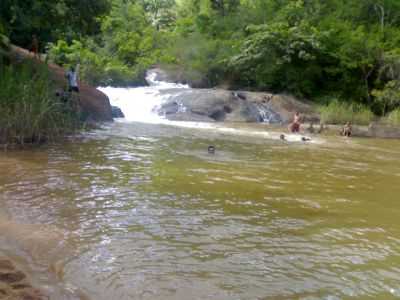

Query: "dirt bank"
left=9, top=46, right=113, bottom=122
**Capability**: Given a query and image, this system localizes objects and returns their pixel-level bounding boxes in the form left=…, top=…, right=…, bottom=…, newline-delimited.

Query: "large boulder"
left=10, top=46, right=113, bottom=122
left=156, top=88, right=318, bottom=124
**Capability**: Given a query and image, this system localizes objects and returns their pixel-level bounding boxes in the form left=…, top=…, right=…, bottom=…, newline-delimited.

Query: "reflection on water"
left=1, top=121, right=400, bottom=299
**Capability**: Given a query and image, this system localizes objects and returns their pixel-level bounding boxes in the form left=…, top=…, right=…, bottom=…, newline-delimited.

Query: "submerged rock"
left=0, top=257, right=47, bottom=300
left=111, top=106, right=125, bottom=118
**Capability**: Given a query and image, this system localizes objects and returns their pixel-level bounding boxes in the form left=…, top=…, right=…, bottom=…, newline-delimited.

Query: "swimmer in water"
left=280, top=134, right=286, bottom=141
left=208, top=145, right=215, bottom=154
left=301, top=136, right=311, bottom=142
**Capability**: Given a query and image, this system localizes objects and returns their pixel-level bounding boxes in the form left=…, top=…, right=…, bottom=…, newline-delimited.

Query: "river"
left=1, top=76, right=400, bottom=299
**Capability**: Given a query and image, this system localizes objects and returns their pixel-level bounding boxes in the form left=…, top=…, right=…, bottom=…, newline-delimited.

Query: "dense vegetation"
left=0, top=0, right=107, bottom=144
left=0, top=61, right=81, bottom=146
left=1, top=0, right=400, bottom=126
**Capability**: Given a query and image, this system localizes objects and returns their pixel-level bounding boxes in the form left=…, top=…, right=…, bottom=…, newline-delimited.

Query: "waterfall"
left=98, top=71, right=318, bottom=143
left=254, top=103, right=282, bottom=124
left=98, top=71, right=188, bottom=124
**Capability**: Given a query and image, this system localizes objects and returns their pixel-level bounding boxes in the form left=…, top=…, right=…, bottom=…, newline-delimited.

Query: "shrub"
left=385, top=108, right=400, bottom=126
left=318, top=100, right=375, bottom=125
left=0, top=61, right=81, bottom=145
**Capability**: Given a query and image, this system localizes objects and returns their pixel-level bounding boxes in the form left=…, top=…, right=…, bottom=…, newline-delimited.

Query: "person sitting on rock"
left=288, top=112, right=301, bottom=133
left=341, top=122, right=352, bottom=137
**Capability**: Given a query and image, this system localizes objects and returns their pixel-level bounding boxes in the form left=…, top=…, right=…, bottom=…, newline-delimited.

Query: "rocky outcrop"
left=156, top=88, right=318, bottom=124
left=10, top=46, right=113, bottom=122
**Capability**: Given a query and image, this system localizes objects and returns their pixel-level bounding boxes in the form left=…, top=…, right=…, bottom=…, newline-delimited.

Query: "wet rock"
left=159, top=101, right=179, bottom=115
left=0, top=270, right=26, bottom=283
left=367, top=123, right=400, bottom=139
left=0, top=257, right=47, bottom=300
left=156, top=88, right=316, bottom=124
left=111, top=106, right=125, bottom=118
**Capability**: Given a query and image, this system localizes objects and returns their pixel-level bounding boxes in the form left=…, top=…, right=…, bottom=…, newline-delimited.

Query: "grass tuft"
left=0, top=61, right=81, bottom=146
left=318, top=100, right=374, bottom=125
left=384, top=108, right=400, bottom=126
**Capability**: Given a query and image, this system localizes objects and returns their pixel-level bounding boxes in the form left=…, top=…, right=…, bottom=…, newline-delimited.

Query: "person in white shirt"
left=66, top=64, right=79, bottom=93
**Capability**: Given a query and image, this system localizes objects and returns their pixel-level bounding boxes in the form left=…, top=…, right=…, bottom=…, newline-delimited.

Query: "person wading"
left=289, top=112, right=301, bottom=133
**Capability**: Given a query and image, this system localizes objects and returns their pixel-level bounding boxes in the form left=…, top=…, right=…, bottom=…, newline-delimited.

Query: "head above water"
left=280, top=134, right=285, bottom=140
left=208, top=145, right=215, bottom=154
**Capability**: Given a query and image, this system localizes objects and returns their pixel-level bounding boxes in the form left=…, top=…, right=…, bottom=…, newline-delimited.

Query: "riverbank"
left=145, top=68, right=400, bottom=140
left=0, top=46, right=113, bottom=147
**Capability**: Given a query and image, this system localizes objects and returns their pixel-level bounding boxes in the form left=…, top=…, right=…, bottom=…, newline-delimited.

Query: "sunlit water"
left=1, top=77, right=400, bottom=299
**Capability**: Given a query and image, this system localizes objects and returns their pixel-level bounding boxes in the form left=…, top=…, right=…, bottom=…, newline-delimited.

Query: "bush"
left=385, top=109, right=400, bottom=126
left=0, top=61, right=81, bottom=145
left=318, top=100, right=375, bottom=125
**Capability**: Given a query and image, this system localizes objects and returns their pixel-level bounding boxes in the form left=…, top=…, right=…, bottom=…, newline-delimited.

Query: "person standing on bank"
left=30, top=34, right=40, bottom=60
left=66, top=64, right=80, bottom=93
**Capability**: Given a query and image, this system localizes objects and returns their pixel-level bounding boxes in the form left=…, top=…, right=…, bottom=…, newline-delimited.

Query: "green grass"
left=0, top=61, right=81, bottom=146
left=318, top=100, right=375, bottom=125
left=384, top=108, right=400, bottom=126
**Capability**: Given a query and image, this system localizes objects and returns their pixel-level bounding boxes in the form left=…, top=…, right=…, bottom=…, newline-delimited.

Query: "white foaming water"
left=98, top=72, right=321, bottom=143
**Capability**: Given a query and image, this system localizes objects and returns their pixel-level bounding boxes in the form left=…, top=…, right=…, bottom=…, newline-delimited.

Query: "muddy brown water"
left=1, top=121, right=400, bottom=299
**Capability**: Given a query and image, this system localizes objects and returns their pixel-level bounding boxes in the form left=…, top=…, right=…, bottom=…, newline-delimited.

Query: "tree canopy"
left=1, top=0, right=400, bottom=114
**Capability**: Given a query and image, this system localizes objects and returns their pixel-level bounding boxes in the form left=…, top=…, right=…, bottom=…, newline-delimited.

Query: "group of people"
left=287, top=112, right=352, bottom=137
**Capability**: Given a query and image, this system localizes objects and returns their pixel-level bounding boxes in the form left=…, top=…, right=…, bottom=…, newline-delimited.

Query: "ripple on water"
left=1, top=127, right=400, bottom=299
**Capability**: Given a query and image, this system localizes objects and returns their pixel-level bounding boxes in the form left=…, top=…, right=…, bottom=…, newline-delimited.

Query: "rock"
left=111, top=106, right=125, bottom=118
left=0, top=257, right=47, bottom=300
left=318, top=123, right=400, bottom=138
left=159, top=101, right=179, bottom=115
left=156, top=88, right=317, bottom=124
left=367, top=123, right=400, bottom=139
left=10, top=46, right=113, bottom=122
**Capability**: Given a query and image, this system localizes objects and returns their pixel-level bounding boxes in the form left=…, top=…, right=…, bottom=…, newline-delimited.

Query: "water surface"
left=1, top=76, right=400, bottom=299
left=1, top=121, right=400, bottom=299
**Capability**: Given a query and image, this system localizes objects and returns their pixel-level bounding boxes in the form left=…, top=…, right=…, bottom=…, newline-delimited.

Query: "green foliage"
left=47, top=0, right=166, bottom=86
left=0, top=23, right=10, bottom=61
left=0, top=0, right=110, bottom=50
left=372, top=80, right=400, bottom=115
left=3, top=0, right=400, bottom=119
left=385, top=108, right=400, bottom=126
left=230, top=21, right=329, bottom=95
left=0, top=62, right=81, bottom=145
left=318, top=100, right=375, bottom=125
